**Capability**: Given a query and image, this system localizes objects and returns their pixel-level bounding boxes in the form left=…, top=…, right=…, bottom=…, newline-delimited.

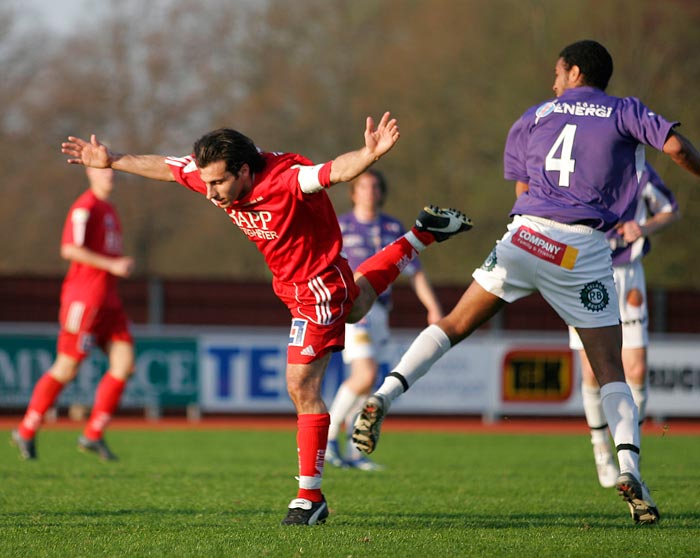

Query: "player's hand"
left=110, top=256, right=135, bottom=278
left=364, top=112, right=400, bottom=160
left=620, top=220, right=643, bottom=243
left=62, top=134, right=113, bottom=168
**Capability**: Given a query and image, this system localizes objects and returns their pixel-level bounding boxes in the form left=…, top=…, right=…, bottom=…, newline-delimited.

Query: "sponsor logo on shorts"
left=481, top=247, right=497, bottom=271
left=300, top=345, right=317, bottom=357
left=289, top=318, right=308, bottom=346
left=579, top=281, right=610, bottom=312
left=511, top=226, right=578, bottom=269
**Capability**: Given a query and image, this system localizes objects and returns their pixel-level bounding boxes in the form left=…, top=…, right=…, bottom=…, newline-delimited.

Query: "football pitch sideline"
left=1, top=426, right=698, bottom=557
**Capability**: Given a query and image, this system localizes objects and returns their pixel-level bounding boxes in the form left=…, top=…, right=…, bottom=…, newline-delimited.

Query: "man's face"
left=352, top=173, right=384, bottom=211
left=552, top=57, right=578, bottom=97
left=86, top=166, right=115, bottom=199
left=199, top=160, right=251, bottom=210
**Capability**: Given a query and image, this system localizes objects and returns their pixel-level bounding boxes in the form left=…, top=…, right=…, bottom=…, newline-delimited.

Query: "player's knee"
left=50, top=367, right=78, bottom=384
left=286, top=382, right=320, bottom=413
left=286, top=374, right=310, bottom=400
left=50, top=355, right=80, bottom=383
left=108, top=343, right=135, bottom=379
left=625, top=362, right=646, bottom=385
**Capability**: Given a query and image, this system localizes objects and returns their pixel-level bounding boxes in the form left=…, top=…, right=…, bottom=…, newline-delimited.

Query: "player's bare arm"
left=62, top=134, right=175, bottom=182
left=329, top=112, right=400, bottom=185
left=663, top=130, right=700, bottom=177
left=620, top=210, right=680, bottom=243
left=411, top=271, right=444, bottom=325
left=61, top=244, right=135, bottom=278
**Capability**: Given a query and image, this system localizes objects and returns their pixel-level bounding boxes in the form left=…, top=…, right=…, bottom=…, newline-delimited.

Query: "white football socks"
left=327, top=384, right=361, bottom=441
left=583, top=376, right=648, bottom=446
left=629, top=382, right=648, bottom=423
left=600, top=381, right=640, bottom=476
left=582, top=383, right=609, bottom=445
left=405, top=230, right=428, bottom=253
left=376, top=324, right=452, bottom=402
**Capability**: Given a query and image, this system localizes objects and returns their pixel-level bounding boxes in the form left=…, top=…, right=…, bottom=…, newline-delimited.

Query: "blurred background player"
left=11, top=167, right=135, bottom=461
left=569, top=162, right=679, bottom=487
left=61, top=113, right=471, bottom=526
left=326, top=170, right=443, bottom=471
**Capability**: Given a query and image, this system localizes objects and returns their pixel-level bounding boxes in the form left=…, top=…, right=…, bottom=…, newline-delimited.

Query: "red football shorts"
left=57, top=301, right=133, bottom=361
left=273, top=257, right=360, bottom=364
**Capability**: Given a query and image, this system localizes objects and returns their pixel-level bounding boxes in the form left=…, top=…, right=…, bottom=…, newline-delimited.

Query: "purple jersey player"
left=568, top=163, right=679, bottom=488
left=326, top=170, right=442, bottom=471
left=506, top=90, right=675, bottom=231
left=354, top=40, right=700, bottom=526
left=340, top=208, right=420, bottom=307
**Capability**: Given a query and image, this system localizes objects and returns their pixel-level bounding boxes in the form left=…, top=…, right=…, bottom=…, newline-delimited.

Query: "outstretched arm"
left=328, top=112, right=400, bottom=185
left=62, top=134, right=175, bottom=182
left=663, top=130, right=700, bottom=178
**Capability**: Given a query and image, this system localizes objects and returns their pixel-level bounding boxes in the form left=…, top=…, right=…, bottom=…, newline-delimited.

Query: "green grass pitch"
left=1, top=426, right=698, bottom=557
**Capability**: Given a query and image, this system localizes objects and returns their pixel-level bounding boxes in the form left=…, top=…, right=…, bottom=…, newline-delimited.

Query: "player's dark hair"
left=559, top=40, right=613, bottom=91
left=351, top=169, right=388, bottom=207
left=193, top=128, right=266, bottom=176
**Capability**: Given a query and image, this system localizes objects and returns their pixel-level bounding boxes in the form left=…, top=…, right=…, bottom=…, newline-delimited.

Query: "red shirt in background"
left=60, top=190, right=123, bottom=308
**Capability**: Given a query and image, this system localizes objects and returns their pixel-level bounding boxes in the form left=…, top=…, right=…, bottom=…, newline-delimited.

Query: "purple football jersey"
left=339, top=211, right=420, bottom=306
left=504, top=86, right=678, bottom=231
left=608, top=163, right=678, bottom=265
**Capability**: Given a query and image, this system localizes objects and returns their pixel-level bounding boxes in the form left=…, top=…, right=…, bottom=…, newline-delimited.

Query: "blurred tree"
left=0, top=0, right=698, bottom=288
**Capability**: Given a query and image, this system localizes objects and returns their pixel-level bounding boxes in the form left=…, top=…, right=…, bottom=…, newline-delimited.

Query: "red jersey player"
left=60, top=112, right=471, bottom=525
left=12, top=167, right=135, bottom=462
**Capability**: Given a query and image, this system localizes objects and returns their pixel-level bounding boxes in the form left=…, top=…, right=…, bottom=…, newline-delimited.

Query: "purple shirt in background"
left=608, top=163, right=678, bottom=266
left=504, top=86, right=678, bottom=231
left=339, top=211, right=420, bottom=307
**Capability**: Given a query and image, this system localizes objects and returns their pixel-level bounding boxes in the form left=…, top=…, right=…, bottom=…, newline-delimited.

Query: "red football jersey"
left=60, top=190, right=123, bottom=307
left=166, top=151, right=343, bottom=284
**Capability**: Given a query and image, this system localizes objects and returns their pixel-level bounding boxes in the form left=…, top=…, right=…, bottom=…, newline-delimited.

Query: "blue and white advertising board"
left=1, top=324, right=698, bottom=419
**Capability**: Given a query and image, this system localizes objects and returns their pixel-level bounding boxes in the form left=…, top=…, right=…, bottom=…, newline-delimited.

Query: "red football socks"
left=19, top=373, right=65, bottom=439
left=296, top=413, right=330, bottom=502
left=355, top=234, right=427, bottom=297
left=83, top=373, right=126, bottom=441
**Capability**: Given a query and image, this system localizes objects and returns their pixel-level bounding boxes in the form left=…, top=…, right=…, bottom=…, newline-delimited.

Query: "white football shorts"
left=473, top=215, right=620, bottom=329
left=342, top=302, right=390, bottom=364
left=569, top=259, right=648, bottom=350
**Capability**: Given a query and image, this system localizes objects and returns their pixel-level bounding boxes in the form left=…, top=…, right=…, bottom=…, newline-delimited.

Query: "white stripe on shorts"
left=308, top=276, right=332, bottom=324
left=65, top=301, right=85, bottom=334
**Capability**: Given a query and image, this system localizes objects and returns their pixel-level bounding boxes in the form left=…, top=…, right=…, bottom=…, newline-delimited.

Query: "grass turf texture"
left=1, top=427, right=698, bottom=557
